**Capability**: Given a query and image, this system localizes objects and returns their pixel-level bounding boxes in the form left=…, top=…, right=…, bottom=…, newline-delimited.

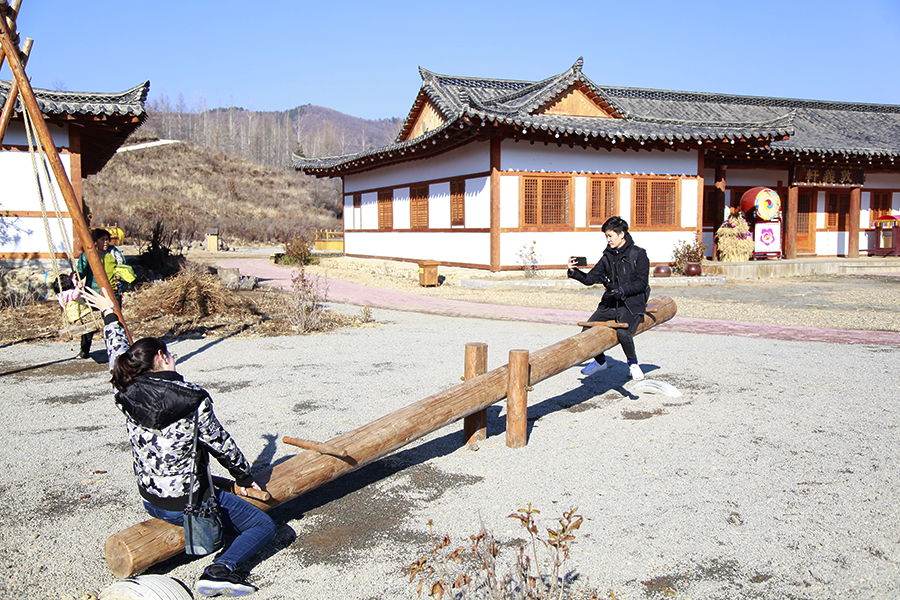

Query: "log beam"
left=104, top=297, right=677, bottom=577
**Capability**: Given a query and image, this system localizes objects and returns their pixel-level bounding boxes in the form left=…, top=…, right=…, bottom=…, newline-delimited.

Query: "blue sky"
left=12, top=0, right=900, bottom=120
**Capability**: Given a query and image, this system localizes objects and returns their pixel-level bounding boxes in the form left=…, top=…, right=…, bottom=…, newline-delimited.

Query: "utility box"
left=205, top=227, right=219, bottom=252
left=418, top=260, right=440, bottom=287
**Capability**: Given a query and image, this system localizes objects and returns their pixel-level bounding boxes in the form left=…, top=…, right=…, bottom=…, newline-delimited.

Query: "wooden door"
left=796, top=191, right=816, bottom=254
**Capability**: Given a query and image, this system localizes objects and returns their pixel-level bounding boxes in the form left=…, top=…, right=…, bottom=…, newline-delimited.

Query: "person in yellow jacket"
left=75, top=228, right=129, bottom=359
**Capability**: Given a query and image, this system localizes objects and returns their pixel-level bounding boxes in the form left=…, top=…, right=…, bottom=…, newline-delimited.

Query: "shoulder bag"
left=183, top=409, right=223, bottom=556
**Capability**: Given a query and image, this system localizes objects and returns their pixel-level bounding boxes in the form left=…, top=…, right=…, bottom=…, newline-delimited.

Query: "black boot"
left=78, top=332, right=92, bottom=359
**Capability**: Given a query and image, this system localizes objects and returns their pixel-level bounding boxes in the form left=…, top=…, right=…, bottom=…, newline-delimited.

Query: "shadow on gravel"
left=264, top=428, right=484, bottom=568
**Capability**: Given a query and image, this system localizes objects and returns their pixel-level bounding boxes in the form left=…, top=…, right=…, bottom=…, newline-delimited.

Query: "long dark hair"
left=111, top=337, right=168, bottom=391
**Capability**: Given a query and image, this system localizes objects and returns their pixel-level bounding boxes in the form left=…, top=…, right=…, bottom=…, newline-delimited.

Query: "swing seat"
left=58, top=313, right=103, bottom=340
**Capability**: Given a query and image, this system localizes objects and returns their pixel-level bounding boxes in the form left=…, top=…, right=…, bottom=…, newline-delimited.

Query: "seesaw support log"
left=104, top=297, right=676, bottom=577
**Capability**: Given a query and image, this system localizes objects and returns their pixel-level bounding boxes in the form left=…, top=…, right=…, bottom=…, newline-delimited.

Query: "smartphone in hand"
left=573, top=256, right=588, bottom=267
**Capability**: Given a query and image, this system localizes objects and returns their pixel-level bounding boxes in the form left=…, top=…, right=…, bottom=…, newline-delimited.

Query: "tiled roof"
left=601, top=85, right=900, bottom=158
left=295, top=59, right=899, bottom=175
left=0, top=80, right=150, bottom=117
left=1, top=80, right=151, bottom=176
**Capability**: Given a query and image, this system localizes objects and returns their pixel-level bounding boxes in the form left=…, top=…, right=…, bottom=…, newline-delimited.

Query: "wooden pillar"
left=712, top=164, right=727, bottom=261
left=489, top=137, right=501, bottom=272
left=696, top=151, right=706, bottom=256
left=506, top=349, right=529, bottom=449
left=462, top=342, right=487, bottom=446
left=68, top=129, right=84, bottom=256
left=849, top=187, right=861, bottom=258
left=784, top=184, right=798, bottom=259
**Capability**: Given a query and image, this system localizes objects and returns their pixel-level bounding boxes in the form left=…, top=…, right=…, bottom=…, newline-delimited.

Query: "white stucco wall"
left=724, top=169, right=789, bottom=187
left=0, top=151, right=74, bottom=255
left=429, top=182, right=450, bottom=229
left=499, top=229, right=695, bottom=267
left=343, top=142, right=490, bottom=193
left=500, top=140, right=700, bottom=175
left=466, top=177, right=490, bottom=229
left=574, top=177, right=587, bottom=228
left=346, top=231, right=490, bottom=265
left=3, top=122, right=70, bottom=147
left=394, top=188, right=411, bottom=230
left=499, top=176, right=519, bottom=228
left=681, top=178, right=700, bottom=228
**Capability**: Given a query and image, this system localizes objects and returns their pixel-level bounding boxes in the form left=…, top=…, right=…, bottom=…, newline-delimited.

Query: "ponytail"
left=111, top=337, right=168, bottom=391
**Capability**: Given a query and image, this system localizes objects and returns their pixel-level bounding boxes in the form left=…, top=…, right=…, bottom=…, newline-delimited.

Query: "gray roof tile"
left=295, top=59, right=900, bottom=174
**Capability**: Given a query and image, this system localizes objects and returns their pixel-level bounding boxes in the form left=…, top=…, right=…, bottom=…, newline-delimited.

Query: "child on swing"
left=52, top=272, right=92, bottom=324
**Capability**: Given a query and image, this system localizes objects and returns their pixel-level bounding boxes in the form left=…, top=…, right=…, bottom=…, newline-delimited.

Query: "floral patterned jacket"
left=102, top=315, right=254, bottom=511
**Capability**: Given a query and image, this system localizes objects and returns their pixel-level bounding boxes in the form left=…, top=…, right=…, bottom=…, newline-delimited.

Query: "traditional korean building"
left=295, top=59, right=900, bottom=270
left=0, top=80, right=149, bottom=265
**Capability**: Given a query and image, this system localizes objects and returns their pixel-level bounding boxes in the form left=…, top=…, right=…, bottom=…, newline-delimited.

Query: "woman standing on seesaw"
left=83, top=287, right=275, bottom=597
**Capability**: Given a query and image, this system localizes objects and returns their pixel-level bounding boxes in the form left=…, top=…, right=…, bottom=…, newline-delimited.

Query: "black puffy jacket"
left=106, top=319, right=254, bottom=511
left=568, top=233, right=650, bottom=317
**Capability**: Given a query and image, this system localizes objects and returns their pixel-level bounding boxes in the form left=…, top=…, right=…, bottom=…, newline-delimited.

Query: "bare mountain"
left=84, top=141, right=341, bottom=247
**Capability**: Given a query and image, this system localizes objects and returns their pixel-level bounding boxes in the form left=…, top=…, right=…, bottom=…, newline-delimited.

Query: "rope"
left=22, top=107, right=99, bottom=337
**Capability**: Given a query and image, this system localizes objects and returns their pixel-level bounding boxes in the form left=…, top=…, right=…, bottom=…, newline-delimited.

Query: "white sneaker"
left=629, top=363, right=644, bottom=381
left=580, top=359, right=609, bottom=376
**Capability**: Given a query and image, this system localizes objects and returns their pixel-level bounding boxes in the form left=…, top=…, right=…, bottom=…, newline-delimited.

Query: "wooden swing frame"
left=0, top=0, right=131, bottom=342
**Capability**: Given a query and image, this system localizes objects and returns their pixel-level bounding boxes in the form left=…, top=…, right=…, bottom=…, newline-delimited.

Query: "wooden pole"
left=0, top=36, right=30, bottom=143
left=462, top=342, right=487, bottom=446
left=506, top=349, right=529, bottom=449
left=0, top=5, right=130, bottom=338
left=104, top=297, right=677, bottom=577
left=849, top=187, right=861, bottom=258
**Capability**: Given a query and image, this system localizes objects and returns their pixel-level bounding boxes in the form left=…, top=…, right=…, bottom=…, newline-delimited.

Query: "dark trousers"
left=582, top=304, right=641, bottom=363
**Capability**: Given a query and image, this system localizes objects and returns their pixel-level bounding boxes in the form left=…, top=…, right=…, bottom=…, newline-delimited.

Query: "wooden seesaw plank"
left=104, top=297, right=677, bottom=577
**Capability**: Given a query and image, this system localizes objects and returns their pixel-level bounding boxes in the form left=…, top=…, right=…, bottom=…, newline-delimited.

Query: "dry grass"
left=0, top=266, right=376, bottom=346
left=82, top=141, right=341, bottom=247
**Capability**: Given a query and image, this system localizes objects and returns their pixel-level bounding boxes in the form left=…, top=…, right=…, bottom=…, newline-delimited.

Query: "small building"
left=0, top=80, right=149, bottom=266
left=295, top=59, right=900, bottom=270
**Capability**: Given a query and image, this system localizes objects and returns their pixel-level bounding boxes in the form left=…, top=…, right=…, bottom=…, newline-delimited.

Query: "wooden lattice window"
left=410, top=185, right=429, bottom=229
left=378, top=190, right=393, bottom=230
left=450, top=180, right=465, bottom=226
left=826, top=192, right=850, bottom=231
left=871, top=191, right=893, bottom=225
left=523, top=176, right=570, bottom=226
left=590, top=178, right=616, bottom=225
left=633, top=178, right=678, bottom=227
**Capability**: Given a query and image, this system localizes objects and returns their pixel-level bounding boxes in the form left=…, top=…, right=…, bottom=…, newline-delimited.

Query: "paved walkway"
left=217, top=258, right=900, bottom=347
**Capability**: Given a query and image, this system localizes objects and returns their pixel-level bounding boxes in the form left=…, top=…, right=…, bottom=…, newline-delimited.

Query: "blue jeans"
left=144, top=489, right=276, bottom=572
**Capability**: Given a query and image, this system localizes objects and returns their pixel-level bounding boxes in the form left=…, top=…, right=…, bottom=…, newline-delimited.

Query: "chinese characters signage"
left=793, top=166, right=865, bottom=187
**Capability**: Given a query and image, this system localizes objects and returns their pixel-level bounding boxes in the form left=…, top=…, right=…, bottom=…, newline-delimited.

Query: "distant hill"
left=138, top=96, right=403, bottom=169
left=92, top=98, right=407, bottom=247
left=83, top=141, right=342, bottom=247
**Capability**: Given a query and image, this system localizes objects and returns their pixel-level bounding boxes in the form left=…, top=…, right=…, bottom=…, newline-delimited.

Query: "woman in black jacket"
left=84, top=288, right=275, bottom=597
left=567, top=216, right=650, bottom=381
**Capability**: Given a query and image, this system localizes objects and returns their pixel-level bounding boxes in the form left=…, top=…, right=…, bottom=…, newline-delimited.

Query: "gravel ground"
left=304, top=262, right=900, bottom=333
left=1, top=269, right=898, bottom=600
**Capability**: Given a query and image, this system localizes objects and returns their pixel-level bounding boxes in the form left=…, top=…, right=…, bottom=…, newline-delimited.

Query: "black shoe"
left=197, top=564, right=258, bottom=597
left=77, top=350, right=90, bottom=359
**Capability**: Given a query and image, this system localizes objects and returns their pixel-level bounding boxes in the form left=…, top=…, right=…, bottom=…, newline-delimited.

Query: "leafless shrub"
left=407, top=505, right=601, bottom=600
left=282, top=229, right=316, bottom=265
left=284, top=267, right=330, bottom=333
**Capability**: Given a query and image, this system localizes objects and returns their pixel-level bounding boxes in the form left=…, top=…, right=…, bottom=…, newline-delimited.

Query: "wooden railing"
left=314, top=229, right=343, bottom=252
